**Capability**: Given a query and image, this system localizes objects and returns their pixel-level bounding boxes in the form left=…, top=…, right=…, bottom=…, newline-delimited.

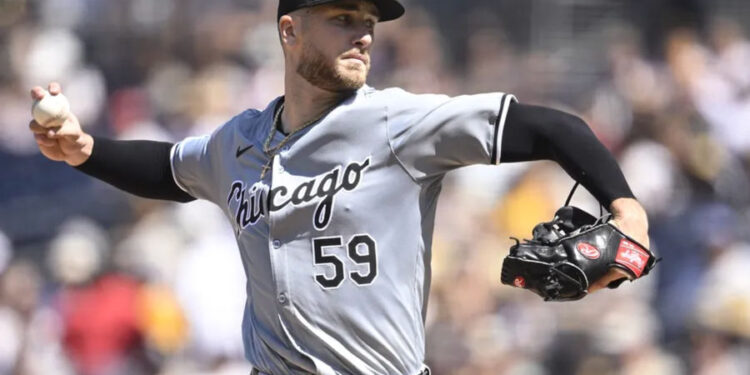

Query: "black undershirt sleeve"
left=500, top=102, right=634, bottom=208
left=75, top=136, right=196, bottom=203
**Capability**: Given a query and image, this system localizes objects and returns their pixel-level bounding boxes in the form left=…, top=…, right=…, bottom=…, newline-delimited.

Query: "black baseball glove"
left=501, top=192, right=658, bottom=301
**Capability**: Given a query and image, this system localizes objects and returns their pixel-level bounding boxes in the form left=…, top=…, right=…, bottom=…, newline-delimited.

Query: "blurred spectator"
left=0, top=259, right=73, bottom=374
left=701, top=18, right=750, bottom=157
left=0, top=231, right=11, bottom=276
left=47, top=218, right=151, bottom=375
left=173, top=201, right=249, bottom=371
left=695, top=241, right=750, bottom=340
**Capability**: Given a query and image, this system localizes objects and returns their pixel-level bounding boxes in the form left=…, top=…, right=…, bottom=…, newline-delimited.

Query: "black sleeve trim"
left=500, top=103, right=634, bottom=207
left=75, top=136, right=196, bottom=203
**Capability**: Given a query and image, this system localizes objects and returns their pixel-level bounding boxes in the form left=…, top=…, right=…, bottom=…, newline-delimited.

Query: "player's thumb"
left=53, top=115, right=83, bottom=139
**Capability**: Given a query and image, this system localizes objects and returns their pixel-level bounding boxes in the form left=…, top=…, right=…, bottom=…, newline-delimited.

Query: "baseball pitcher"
left=28, top=0, right=652, bottom=374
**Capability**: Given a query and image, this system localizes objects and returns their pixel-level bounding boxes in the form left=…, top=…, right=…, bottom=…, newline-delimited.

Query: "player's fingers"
left=39, top=145, right=66, bottom=161
left=30, top=86, right=46, bottom=100
left=29, top=120, right=59, bottom=137
left=51, top=117, right=82, bottom=139
left=588, top=268, right=630, bottom=293
left=589, top=269, right=626, bottom=293
left=56, top=128, right=80, bottom=140
left=48, top=82, right=62, bottom=95
left=28, top=120, right=50, bottom=134
left=34, top=133, right=57, bottom=147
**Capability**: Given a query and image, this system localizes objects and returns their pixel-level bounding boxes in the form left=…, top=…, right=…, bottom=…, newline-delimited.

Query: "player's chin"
left=333, top=70, right=367, bottom=90
left=341, top=65, right=369, bottom=82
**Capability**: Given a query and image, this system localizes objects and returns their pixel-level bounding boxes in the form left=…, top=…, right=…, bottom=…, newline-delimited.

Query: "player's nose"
left=352, top=28, right=373, bottom=50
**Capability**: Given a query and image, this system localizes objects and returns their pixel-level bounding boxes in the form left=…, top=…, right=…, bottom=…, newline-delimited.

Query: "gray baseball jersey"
left=170, top=85, right=517, bottom=375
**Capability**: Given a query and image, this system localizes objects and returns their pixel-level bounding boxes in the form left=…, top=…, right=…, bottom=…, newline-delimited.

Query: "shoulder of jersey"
left=212, top=108, right=265, bottom=139
left=366, top=87, right=451, bottom=119
left=369, top=86, right=449, bottom=103
left=368, top=86, right=408, bottom=99
left=239, top=108, right=263, bottom=122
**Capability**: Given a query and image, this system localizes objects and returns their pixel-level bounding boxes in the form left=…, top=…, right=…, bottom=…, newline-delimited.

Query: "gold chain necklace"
left=260, top=99, right=341, bottom=179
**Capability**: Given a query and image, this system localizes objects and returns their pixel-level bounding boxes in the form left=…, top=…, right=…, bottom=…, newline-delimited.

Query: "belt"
left=250, top=366, right=431, bottom=375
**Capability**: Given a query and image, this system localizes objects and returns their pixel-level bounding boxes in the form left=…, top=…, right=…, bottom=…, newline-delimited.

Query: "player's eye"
left=335, top=14, right=351, bottom=25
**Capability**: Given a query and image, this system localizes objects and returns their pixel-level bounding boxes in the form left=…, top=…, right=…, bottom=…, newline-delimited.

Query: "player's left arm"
left=500, top=103, right=648, bottom=289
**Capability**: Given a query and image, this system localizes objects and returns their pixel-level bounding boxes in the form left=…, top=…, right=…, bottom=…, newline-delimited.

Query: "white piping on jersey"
left=169, top=141, right=192, bottom=194
left=493, top=94, right=518, bottom=165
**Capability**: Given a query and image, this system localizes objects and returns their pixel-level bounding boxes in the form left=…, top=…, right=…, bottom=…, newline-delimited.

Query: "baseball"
left=32, top=90, right=70, bottom=127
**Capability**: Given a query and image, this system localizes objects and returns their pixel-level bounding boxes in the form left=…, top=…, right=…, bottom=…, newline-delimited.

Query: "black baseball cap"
left=278, top=0, right=405, bottom=22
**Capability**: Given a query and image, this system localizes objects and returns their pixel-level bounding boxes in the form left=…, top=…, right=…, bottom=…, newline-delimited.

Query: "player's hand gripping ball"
left=31, top=89, right=70, bottom=128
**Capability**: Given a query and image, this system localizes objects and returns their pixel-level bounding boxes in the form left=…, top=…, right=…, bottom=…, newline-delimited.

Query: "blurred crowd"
left=1, top=0, right=750, bottom=374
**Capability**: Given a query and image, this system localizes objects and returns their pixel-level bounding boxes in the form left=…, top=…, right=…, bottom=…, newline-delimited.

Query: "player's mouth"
left=341, top=53, right=369, bottom=66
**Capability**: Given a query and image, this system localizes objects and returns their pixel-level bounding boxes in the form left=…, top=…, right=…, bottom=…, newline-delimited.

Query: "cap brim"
left=375, top=0, right=405, bottom=22
left=279, top=0, right=405, bottom=23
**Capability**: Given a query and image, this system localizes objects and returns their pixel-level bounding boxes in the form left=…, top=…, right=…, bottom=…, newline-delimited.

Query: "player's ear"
left=279, top=15, right=299, bottom=47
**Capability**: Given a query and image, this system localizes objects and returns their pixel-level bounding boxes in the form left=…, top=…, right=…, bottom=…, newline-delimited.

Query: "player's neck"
left=282, top=74, right=353, bottom=134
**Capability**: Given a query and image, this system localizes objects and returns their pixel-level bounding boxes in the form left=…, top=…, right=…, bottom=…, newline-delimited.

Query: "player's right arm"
left=29, top=83, right=195, bottom=203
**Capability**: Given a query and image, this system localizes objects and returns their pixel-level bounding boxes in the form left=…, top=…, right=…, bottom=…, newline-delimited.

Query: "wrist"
left=609, top=197, right=650, bottom=248
left=66, top=133, right=94, bottom=167
left=610, top=198, right=647, bottom=222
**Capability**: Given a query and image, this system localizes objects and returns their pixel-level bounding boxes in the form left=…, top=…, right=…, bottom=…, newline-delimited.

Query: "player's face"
left=296, top=1, right=378, bottom=92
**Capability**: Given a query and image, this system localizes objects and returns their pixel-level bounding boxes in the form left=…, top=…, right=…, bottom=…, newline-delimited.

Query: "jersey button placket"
left=268, top=154, right=291, bottom=310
